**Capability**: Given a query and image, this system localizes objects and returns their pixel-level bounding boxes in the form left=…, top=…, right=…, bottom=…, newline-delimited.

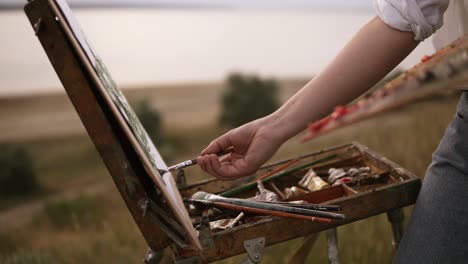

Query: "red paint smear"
left=308, top=116, right=331, bottom=133
left=421, top=55, right=433, bottom=63
left=308, top=104, right=360, bottom=133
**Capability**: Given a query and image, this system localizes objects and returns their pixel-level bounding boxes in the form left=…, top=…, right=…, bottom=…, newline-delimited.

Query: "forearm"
left=269, top=17, right=419, bottom=141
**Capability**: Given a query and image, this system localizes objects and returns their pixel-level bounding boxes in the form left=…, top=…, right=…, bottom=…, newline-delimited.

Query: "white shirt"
left=374, top=0, right=468, bottom=48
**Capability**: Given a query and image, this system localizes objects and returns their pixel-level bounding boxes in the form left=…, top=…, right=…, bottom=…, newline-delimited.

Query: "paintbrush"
left=158, top=147, right=235, bottom=175
left=186, top=198, right=332, bottom=223
left=258, top=201, right=342, bottom=211
left=192, top=191, right=346, bottom=220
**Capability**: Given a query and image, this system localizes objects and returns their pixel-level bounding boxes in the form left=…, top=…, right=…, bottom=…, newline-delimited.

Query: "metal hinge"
left=241, top=237, right=265, bottom=264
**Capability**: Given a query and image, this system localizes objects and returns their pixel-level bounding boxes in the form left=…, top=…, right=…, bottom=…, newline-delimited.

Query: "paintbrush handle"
left=211, top=201, right=332, bottom=223
left=215, top=146, right=235, bottom=156
left=166, top=147, right=235, bottom=172
left=208, top=196, right=345, bottom=220
left=259, top=201, right=342, bottom=211
left=189, top=147, right=235, bottom=165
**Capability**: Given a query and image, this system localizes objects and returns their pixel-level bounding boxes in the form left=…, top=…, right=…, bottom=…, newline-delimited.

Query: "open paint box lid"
left=26, top=0, right=200, bottom=250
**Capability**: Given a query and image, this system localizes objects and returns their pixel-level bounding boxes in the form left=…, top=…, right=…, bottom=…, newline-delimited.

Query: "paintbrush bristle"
left=192, top=191, right=209, bottom=200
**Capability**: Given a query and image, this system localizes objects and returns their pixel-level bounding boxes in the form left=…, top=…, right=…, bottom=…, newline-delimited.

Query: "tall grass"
left=0, top=252, right=56, bottom=264
left=0, top=92, right=461, bottom=263
left=41, top=196, right=102, bottom=229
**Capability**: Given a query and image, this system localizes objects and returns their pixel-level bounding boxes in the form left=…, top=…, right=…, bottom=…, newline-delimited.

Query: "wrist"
left=259, top=112, right=298, bottom=144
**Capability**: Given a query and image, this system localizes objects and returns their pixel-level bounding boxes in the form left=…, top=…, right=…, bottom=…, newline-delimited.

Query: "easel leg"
left=326, top=228, right=340, bottom=264
left=387, top=208, right=404, bottom=251
left=290, top=233, right=319, bottom=264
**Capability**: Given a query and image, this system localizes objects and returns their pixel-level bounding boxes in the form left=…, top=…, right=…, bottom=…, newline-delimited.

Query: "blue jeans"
left=394, top=92, right=468, bottom=263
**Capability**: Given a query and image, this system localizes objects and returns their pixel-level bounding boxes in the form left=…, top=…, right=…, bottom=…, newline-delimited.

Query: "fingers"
left=205, top=154, right=222, bottom=177
left=219, top=155, right=231, bottom=163
left=201, top=131, right=234, bottom=155
left=198, top=122, right=270, bottom=179
left=197, top=154, right=243, bottom=180
left=197, top=154, right=236, bottom=180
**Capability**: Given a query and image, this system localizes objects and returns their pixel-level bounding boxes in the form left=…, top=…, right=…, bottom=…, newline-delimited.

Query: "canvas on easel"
left=26, top=0, right=201, bottom=249
left=45, top=0, right=201, bottom=250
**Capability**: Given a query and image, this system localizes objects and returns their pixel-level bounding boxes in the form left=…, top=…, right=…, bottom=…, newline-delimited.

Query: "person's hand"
left=197, top=116, right=286, bottom=180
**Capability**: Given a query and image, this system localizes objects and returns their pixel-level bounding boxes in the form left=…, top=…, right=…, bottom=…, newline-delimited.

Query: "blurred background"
left=0, top=0, right=460, bottom=263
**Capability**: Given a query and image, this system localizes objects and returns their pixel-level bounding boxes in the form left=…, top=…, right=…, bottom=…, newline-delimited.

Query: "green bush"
left=0, top=143, right=38, bottom=197
left=133, top=100, right=163, bottom=144
left=219, top=73, right=280, bottom=128
left=132, top=99, right=180, bottom=161
left=43, top=196, right=100, bottom=228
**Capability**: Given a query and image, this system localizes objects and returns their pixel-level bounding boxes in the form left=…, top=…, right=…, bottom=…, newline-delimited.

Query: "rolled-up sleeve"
left=374, top=0, right=449, bottom=41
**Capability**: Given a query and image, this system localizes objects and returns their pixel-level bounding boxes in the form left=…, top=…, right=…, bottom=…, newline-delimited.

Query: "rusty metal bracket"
left=241, top=237, right=266, bottom=264
left=138, top=198, right=188, bottom=248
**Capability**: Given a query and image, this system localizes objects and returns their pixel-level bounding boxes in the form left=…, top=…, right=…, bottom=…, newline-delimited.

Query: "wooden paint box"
left=174, top=142, right=420, bottom=262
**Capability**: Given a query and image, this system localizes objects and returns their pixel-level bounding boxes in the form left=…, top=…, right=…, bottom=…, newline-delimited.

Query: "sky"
left=1, top=0, right=373, bottom=10
left=0, top=0, right=436, bottom=96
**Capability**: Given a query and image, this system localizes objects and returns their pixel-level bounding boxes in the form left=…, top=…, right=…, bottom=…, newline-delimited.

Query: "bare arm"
left=268, top=16, right=419, bottom=141
left=198, top=16, right=419, bottom=179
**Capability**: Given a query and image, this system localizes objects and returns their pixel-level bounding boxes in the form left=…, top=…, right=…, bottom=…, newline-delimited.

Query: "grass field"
left=0, top=80, right=461, bottom=264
